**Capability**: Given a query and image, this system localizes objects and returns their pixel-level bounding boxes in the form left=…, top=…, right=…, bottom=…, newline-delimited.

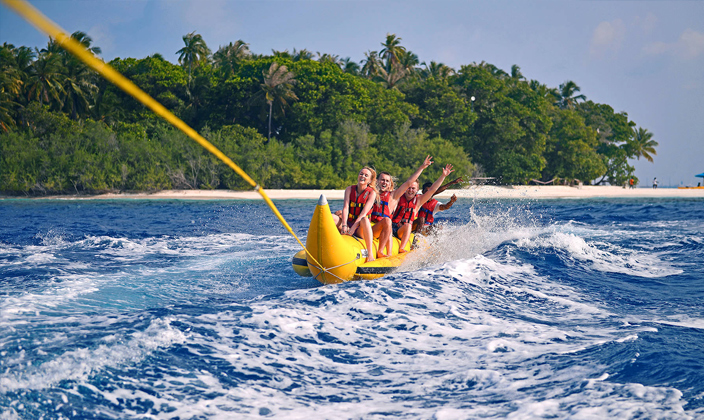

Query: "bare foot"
left=377, top=252, right=389, bottom=258
left=399, top=248, right=408, bottom=254
left=365, top=255, right=376, bottom=263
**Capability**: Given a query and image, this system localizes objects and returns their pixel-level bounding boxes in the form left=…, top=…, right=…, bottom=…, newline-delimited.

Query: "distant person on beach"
left=653, top=178, right=658, bottom=189
left=332, top=167, right=378, bottom=262
left=370, top=156, right=435, bottom=257
left=392, top=164, right=455, bottom=252
left=413, top=179, right=461, bottom=234
left=629, top=178, right=635, bottom=189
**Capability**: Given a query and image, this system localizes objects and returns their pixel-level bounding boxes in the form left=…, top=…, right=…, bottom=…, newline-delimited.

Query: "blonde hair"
left=360, top=166, right=379, bottom=203
left=379, top=171, right=395, bottom=192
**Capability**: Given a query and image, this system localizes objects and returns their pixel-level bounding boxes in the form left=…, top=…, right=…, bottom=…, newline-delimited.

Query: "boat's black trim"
left=292, top=257, right=308, bottom=266
left=356, top=266, right=397, bottom=275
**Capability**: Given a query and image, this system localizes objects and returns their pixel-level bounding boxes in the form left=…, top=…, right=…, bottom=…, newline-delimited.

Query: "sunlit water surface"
left=1, top=197, right=703, bottom=419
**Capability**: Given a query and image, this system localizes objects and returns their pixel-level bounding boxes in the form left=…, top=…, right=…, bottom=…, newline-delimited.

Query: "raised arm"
left=418, top=164, right=454, bottom=208
left=432, top=177, right=463, bottom=197
left=437, top=194, right=457, bottom=211
left=392, top=155, right=433, bottom=201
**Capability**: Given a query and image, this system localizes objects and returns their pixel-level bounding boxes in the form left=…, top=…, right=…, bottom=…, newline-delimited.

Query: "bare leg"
left=397, top=223, right=412, bottom=253
left=331, top=214, right=343, bottom=231
left=358, top=218, right=376, bottom=262
left=371, top=222, right=388, bottom=258
left=376, top=218, right=392, bottom=258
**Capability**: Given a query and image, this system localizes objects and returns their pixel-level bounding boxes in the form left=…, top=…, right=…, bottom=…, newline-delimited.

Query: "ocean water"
left=0, top=197, right=703, bottom=419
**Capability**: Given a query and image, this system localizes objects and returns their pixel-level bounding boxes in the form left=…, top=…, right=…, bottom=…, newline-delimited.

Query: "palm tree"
left=629, top=127, right=658, bottom=162
left=66, top=31, right=101, bottom=56
left=317, top=52, right=341, bottom=66
left=213, top=40, right=250, bottom=79
left=0, top=52, right=21, bottom=131
left=1, top=43, right=37, bottom=129
left=59, top=32, right=100, bottom=120
left=271, top=49, right=292, bottom=60
left=529, top=79, right=559, bottom=101
left=292, top=48, right=314, bottom=61
left=341, top=57, right=360, bottom=75
left=510, top=64, right=525, bottom=81
left=397, top=50, right=420, bottom=79
left=25, top=48, right=64, bottom=109
left=471, top=61, right=508, bottom=78
left=176, top=32, right=211, bottom=87
left=255, top=62, right=298, bottom=141
left=374, top=65, right=406, bottom=90
left=555, top=80, right=586, bottom=109
left=361, top=51, right=382, bottom=78
left=421, top=61, right=454, bottom=79
left=380, top=33, right=406, bottom=68
left=0, top=44, right=25, bottom=97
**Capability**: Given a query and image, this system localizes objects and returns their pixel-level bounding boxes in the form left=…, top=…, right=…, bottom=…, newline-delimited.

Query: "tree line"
left=0, top=32, right=659, bottom=195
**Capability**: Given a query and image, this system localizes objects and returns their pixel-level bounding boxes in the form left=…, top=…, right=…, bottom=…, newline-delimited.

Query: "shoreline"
left=3, top=186, right=704, bottom=201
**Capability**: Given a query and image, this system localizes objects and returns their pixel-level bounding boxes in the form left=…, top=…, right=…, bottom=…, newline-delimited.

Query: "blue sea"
left=1, top=196, right=703, bottom=419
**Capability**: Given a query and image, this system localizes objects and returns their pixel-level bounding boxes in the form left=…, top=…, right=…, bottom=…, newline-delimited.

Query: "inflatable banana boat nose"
left=291, top=195, right=411, bottom=284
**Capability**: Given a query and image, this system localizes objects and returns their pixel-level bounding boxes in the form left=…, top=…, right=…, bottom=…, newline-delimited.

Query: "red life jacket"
left=371, top=191, right=392, bottom=222
left=392, top=194, right=418, bottom=224
left=418, top=198, right=439, bottom=225
left=347, top=186, right=373, bottom=222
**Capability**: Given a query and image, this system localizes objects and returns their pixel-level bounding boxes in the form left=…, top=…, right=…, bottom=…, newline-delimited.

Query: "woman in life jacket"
left=370, top=156, right=436, bottom=258
left=369, top=171, right=394, bottom=258
left=332, top=167, right=378, bottom=262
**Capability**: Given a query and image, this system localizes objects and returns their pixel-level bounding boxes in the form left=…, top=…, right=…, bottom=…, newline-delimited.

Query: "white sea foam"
left=67, top=251, right=660, bottom=418
left=1, top=200, right=699, bottom=419
left=65, top=266, right=687, bottom=419
left=0, top=231, right=299, bottom=320
left=402, top=204, right=544, bottom=271
left=0, top=317, right=185, bottom=393
left=515, top=230, right=682, bottom=278
left=653, top=315, right=704, bottom=331
left=0, top=275, right=99, bottom=320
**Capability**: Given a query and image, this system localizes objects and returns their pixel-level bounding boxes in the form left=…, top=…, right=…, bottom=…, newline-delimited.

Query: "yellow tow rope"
left=2, top=0, right=326, bottom=273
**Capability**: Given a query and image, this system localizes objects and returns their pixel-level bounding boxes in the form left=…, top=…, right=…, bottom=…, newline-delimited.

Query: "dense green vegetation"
left=0, top=32, right=658, bottom=195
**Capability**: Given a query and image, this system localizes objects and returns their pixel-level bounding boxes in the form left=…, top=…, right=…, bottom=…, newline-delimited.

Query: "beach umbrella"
left=696, top=173, right=704, bottom=178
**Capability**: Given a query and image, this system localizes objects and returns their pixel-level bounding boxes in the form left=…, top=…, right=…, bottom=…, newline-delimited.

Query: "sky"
left=2, top=0, right=703, bottom=186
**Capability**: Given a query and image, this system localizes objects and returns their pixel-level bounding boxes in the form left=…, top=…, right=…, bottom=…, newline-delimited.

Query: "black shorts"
left=392, top=222, right=408, bottom=238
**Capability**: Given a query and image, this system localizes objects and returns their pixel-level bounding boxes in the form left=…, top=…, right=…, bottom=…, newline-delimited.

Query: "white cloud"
left=643, top=29, right=704, bottom=60
left=590, top=19, right=626, bottom=58
left=677, top=29, right=704, bottom=59
left=634, top=12, right=657, bottom=34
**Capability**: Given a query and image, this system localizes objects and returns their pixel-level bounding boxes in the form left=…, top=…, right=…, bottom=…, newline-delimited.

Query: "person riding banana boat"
left=370, top=155, right=436, bottom=258
left=392, top=164, right=455, bottom=252
left=331, top=166, right=378, bottom=262
left=333, top=156, right=436, bottom=260
left=296, top=159, right=456, bottom=283
left=413, top=178, right=462, bottom=235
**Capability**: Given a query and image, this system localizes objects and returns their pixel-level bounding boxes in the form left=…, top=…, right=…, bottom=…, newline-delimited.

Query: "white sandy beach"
left=14, top=185, right=704, bottom=200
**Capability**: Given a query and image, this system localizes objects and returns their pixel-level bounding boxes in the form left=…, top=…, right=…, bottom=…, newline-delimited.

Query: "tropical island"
left=0, top=32, right=659, bottom=196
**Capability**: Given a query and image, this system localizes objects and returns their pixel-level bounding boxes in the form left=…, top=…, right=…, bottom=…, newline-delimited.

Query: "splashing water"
left=0, top=197, right=703, bottom=419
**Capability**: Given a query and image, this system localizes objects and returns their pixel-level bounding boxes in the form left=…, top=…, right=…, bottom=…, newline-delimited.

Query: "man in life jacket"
left=391, top=164, right=455, bottom=252
left=413, top=180, right=460, bottom=235
left=370, top=155, right=435, bottom=257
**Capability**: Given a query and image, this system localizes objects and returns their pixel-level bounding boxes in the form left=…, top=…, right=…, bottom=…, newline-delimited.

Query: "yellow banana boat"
left=291, top=195, right=413, bottom=284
